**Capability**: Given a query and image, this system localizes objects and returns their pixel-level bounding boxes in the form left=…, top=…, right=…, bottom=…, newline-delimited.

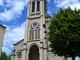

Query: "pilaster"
left=24, top=19, right=29, bottom=43
left=21, top=43, right=27, bottom=60
left=40, top=41, right=43, bottom=60
left=11, top=50, right=16, bottom=60
left=40, top=0, right=43, bottom=15
left=35, top=1, right=37, bottom=12
left=26, top=51, right=29, bottom=60
left=44, top=48, right=48, bottom=60
left=27, top=2, right=31, bottom=18
left=44, top=40, right=48, bottom=60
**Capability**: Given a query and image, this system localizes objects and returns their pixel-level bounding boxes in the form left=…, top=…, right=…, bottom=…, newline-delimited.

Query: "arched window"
left=32, top=2, right=35, bottom=12
left=37, top=1, right=40, bottom=11
left=29, top=23, right=40, bottom=40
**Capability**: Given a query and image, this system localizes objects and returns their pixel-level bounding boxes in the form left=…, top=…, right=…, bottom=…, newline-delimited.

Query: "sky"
left=0, top=0, right=80, bottom=60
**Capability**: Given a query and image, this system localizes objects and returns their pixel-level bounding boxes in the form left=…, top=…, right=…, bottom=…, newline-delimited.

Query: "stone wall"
left=0, top=25, right=6, bottom=55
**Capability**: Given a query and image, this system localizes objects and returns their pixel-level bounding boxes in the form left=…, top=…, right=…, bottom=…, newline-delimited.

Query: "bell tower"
left=27, top=0, right=47, bottom=18
left=22, top=0, right=51, bottom=60
left=24, top=0, right=50, bottom=41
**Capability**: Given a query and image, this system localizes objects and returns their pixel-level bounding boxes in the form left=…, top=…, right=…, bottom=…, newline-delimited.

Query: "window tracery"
left=30, top=23, right=40, bottom=40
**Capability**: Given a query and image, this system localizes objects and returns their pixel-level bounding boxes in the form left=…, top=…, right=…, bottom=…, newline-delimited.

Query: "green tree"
left=0, top=52, right=7, bottom=60
left=0, top=52, right=11, bottom=60
left=7, top=55, right=11, bottom=60
left=48, top=7, right=80, bottom=60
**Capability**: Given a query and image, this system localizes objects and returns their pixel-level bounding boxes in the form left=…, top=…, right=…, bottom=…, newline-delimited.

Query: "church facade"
left=0, top=25, right=6, bottom=55
left=11, top=0, right=72, bottom=60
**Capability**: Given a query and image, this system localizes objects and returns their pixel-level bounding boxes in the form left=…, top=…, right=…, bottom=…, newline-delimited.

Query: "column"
left=21, top=43, right=27, bottom=60
left=35, top=1, right=37, bottom=12
left=44, top=41, right=48, bottom=60
left=27, top=2, right=30, bottom=17
left=11, top=55, right=15, bottom=60
left=40, top=0, right=43, bottom=15
left=44, top=48, right=48, bottom=60
left=40, top=41, right=43, bottom=60
left=26, top=51, right=29, bottom=60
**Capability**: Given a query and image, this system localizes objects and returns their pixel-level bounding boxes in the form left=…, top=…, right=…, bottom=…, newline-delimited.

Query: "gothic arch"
left=28, top=44, right=39, bottom=60
left=29, top=22, right=40, bottom=40
left=28, top=43, right=39, bottom=51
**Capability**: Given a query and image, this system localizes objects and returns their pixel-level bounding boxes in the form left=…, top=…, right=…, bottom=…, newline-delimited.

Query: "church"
left=11, top=0, right=72, bottom=60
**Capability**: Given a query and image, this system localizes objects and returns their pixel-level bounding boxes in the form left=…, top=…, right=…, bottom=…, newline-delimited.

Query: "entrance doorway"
left=29, top=45, right=39, bottom=60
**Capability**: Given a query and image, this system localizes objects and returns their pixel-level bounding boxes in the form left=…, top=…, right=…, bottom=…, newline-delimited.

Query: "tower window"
left=30, top=28, right=34, bottom=39
left=32, top=2, right=35, bottom=12
left=37, top=1, right=40, bottom=11
left=29, top=23, right=40, bottom=40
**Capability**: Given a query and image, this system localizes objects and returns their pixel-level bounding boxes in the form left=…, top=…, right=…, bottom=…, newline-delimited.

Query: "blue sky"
left=0, top=0, right=80, bottom=60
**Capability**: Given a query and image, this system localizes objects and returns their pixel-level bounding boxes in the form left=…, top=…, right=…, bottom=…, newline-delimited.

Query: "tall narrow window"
left=32, top=30, right=34, bottom=39
left=30, top=30, right=31, bottom=39
left=30, top=28, right=34, bottom=40
left=37, top=28, right=40, bottom=39
left=37, top=1, right=40, bottom=11
left=32, top=2, right=35, bottom=12
left=35, top=29, right=37, bottom=39
left=29, top=23, right=40, bottom=40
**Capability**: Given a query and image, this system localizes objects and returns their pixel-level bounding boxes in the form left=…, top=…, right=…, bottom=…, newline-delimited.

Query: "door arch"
left=29, top=45, right=39, bottom=60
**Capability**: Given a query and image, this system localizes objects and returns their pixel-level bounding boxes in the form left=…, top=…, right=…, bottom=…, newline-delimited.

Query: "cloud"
left=54, top=0, right=80, bottom=10
left=76, top=57, right=80, bottom=60
left=2, top=21, right=25, bottom=55
left=0, top=0, right=28, bottom=21
left=47, top=0, right=50, bottom=3
left=65, top=3, right=80, bottom=10
left=2, top=47, right=12, bottom=55
left=0, top=0, right=4, bottom=6
left=47, top=7, right=52, bottom=16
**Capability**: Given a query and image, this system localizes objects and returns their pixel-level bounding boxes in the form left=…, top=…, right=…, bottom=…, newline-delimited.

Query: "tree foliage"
left=0, top=52, right=11, bottom=60
left=0, top=52, right=7, bottom=60
left=48, top=7, right=80, bottom=60
left=7, top=55, right=11, bottom=60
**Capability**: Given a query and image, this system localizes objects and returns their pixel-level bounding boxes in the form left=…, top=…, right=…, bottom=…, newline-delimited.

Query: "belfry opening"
left=29, top=45, right=39, bottom=60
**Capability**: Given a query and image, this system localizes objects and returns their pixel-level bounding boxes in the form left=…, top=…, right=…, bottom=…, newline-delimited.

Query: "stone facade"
left=11, top=0, right=72, bottom=60
left=0, top=25, right=6, bottom=55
